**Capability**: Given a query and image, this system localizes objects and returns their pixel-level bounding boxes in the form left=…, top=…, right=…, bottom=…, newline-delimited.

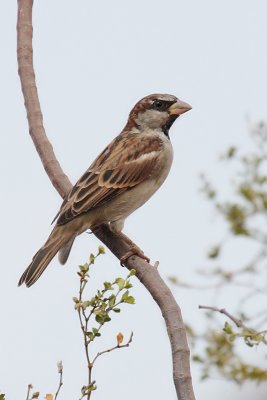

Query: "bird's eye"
left=153, top=100, right=164, bottom=109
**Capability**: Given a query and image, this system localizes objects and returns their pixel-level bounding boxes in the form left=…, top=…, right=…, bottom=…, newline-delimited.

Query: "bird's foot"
left=120, top=245, right=150, bottom=266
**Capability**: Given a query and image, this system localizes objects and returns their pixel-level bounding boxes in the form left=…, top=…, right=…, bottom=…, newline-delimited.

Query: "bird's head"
left=126, top=93, right=192, bottom=137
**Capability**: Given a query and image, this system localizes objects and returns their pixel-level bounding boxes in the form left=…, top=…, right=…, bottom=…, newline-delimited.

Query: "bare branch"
left=91, top=332, right=133, bottom=366
left=199, top=305, right=267, bottom=346
left=16, top=1, right=196, bottom=399
left=199, top=305, right=244, bottom=328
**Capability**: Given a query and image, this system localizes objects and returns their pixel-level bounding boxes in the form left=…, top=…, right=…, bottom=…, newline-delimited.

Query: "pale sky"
left=1, top=1, right=267, bottom=399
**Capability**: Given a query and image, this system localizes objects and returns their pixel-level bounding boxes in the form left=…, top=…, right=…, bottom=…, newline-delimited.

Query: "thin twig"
left=199, top=305, right=267, bottom=345
left=198, top=305, right=244, bottom=328
left=16, top=2, right=196, bottom=399
left=54, top=362, right=63, bottom=400
left=25, top=384, right=32, bottom=400
left=77, top=276, right=92, bottom=400
left=92, top=332, right=133, bottom=366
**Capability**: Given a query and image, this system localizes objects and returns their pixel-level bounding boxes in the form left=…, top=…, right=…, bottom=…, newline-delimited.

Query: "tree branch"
left=17, top=0, right=72, bottom=198
left=91, top=332, right=134, bottom=366
left=199, top=305, right=244, bottom=328
left=16, top=1, right=196, bottom=399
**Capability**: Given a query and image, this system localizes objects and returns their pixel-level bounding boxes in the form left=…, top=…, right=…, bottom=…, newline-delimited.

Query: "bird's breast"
left=99, top=137, right=173, bottom=224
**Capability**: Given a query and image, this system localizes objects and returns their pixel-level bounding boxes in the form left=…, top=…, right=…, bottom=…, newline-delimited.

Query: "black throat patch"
left=162, top=115, right=178, bottom=139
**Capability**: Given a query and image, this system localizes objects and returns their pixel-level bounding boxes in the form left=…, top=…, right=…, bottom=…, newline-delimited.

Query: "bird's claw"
left=120, top=245, right=150, bottom=266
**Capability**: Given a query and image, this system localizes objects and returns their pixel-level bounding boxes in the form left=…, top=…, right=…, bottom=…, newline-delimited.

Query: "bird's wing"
left=55, top=133, right=163, bottom=225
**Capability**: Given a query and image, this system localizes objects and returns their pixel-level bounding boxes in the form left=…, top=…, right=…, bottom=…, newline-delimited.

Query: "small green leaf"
left=229, top=334, right=236, bottom=342
left=73, top=297, right=79, bottom=303
left=124, top=282, right=133, bottom=289
left=121, top=290, right=129, bottom=302
left=128, top=269, right=136, bottom=276
left=95, top=314, right=105, bottom=324
left=80, top=263, right=89, bottom=272
left=86, top=331, right=94, bottom=340
left=89, top=297, right=97, bottom=307
left=103, top=313, right=111, bottom=322
left=82, top=301, right=91, bottom=309
left=208, top=246, right=220, bottom=259
left=104, top=281, right=113, bottom=291
left=115, top=278, right=125, bottom=290
left=226, top=146, right=236, bottom=158
left=123, top=296, right=135, bottom=304
left=89, top=254, right=95, bottom=264
left=0, top=394, right=6, bottom=400
left=109, top=294, right=116, bottom=307
left=192, top=355, right=204, bottom=363
left=32, top=392, right=40, bottom=399
left=113, top=308, right=121, bottom=313
left=223, top=322, right=233, bottom=335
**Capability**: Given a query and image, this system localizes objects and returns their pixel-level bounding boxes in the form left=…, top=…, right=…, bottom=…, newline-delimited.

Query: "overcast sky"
left=1, top=1, right=267, bottom=399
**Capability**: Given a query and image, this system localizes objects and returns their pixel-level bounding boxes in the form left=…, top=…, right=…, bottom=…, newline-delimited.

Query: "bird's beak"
left=168, top=99, right=192, bottom=116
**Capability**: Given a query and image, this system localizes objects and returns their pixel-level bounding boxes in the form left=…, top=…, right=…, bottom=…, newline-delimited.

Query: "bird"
left=19, top=93, right=191, bottom=287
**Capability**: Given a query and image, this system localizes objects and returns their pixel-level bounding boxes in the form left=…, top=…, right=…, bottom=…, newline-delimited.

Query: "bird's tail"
left=58, top=235, right=76, bottom=265
left=19, top=226, right=73, bottom=288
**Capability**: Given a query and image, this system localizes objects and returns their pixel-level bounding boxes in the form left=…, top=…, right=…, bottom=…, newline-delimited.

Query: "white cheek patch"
left=136, top=110, right=169, bottom=128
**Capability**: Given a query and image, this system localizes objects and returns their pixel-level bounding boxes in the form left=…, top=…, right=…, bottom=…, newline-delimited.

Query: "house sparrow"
left=19, top=93, right=191, bottom=287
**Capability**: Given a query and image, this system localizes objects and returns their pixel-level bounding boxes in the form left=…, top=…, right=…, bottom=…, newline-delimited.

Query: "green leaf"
left=109, top=294, right=116, bottom=307
left=208, top=246, right=220, bottom=259
left=229, top=334, right=236, bottom=342
left=80, top=263, right=89, bottom=272
left=192, top=355, right=204, bottom=363
left=89, top=296, right=97, bottom=307
left=113, top=308, right=121, bottom=313
left=95, top=311, right=111, bottom=323
left=128, top=269, right=136, bottom=276
left=92, top=327, right=100, bottom=335
left=82, top=301, right=91, bottom=309
left=121, top=290, right=129, bottom=302
left=123, top=296, right=135, bottom=304
left=124, top=282, right=133, bottom=289
left=0, top=394, right=6, bottom=400
left=226, top=146, right=236, bottom=158
left=86, top=331, right=94, bottom=340
left=73, top=297, right=79, bottom=303
left=223, top=322, right=233, bottom=335
left=89, top=254, right=95, bottom=264
left=103, top=314, right=111, bottom=322
left=32, top=392, right=40, bottom=399
left=95, top=314, right=105, bottom=324
left=94, top=305, right=106, bottom=315
left=104, top=281, right=113, bottom=291
left=115, top=278, right=125, bottom=290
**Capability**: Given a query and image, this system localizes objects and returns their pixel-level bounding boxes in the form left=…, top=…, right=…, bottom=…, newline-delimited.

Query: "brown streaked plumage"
left=19, top=94, right=191, bottom=287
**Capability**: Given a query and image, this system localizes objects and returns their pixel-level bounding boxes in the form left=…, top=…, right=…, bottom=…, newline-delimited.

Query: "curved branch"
left=16, top=1, right=196, bottom=399
left=17, top=0, right=72, bottom=198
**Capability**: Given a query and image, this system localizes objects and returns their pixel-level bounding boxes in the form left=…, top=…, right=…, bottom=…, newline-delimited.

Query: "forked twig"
left=92, top=332, right=133, bottom=366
